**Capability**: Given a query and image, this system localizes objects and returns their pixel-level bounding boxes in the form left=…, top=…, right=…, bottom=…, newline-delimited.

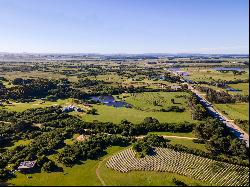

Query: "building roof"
left=18, top=161, right=36, bottom=169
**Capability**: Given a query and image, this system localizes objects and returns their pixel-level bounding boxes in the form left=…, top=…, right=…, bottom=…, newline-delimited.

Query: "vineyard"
left=107, top=148, right=249, bottom=186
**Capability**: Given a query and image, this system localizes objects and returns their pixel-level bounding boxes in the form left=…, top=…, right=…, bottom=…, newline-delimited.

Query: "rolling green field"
left=0, top=98, right=74, bottom=112
left=8, top=146, right=210, bottom=186
left=79, top=104, right=195, bottom=124
left=147, top=131, right=195, bottom=137
left=124, top=92, right=189, bottom=111
left=166, top=138, right=207, bottom=152
left=182, top=67, right=249, bottom=82
left=80, top=92, right=196, bottom=124
left=229, top=83, right=249, bottom=95
left=5, top=139, right=32, bottom=150
left=214, top=103, right=249, bottom=121
left=0, top=92, right=196, bottom=124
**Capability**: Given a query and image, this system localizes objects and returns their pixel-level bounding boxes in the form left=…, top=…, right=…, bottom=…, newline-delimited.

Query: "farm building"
left=76, top=134, right=90, bottom=142
left=62, top=105, right=83, bottom=112
left=171, top=85, right=182, bottom=91
left=18, top=161, right=36, bottom=172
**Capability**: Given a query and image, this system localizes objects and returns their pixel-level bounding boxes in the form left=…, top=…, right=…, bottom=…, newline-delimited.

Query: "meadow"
left=214, top=103, right=249, bottom=121
left=182, top=67, right=249, bottom=82
left=7, top=146, right=210, bottom=186
left=80, top=92, right=196, bottom=124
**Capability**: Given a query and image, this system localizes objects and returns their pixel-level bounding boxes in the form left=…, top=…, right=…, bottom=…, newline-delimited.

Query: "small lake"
left=90, top=95, right=132, bottom=108
left=168, top=67, right=180, bottom=72
left=212, top=67, right=243, bottom=71
left=225, top=88, right=242, bottom=92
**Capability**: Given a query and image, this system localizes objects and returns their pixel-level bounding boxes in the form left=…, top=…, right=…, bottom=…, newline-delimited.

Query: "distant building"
left=18, top=161, right=36, bottom=172
left=171, top=85, right=182, bottom=91
left=62, top=105, right=83, bottom=112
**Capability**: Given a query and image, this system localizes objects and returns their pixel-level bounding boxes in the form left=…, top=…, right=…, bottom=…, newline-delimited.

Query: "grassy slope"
left=8, top=146, right=210, bottom=186
left=8, top=146, right=123, bottom=186
left=183, top=68, right=249, bottom=82
left=214, top=103, right=249, bottom=121
left=80, top=92, right=196, bottom=124
left=147, top=131, right=195, bottom=137
left=229, top=83, right=249, bottom=95
left=0, top=98, right=74, bottom=112
left=167, top=138, right=207, bottom=152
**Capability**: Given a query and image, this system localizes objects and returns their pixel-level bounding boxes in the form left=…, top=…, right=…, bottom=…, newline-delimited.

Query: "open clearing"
left=214, top=103, right=249, bottom=121
left=80, top=92, right=196, bottom=124
left=8, top=146, right=210, bottom=186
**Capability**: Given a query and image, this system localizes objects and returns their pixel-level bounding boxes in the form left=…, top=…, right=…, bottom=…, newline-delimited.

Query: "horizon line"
left=0, top=51, right=249, bottom=55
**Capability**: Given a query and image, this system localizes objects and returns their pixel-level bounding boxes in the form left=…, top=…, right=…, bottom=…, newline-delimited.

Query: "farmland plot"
left=107, top=148, right=249, bottom=186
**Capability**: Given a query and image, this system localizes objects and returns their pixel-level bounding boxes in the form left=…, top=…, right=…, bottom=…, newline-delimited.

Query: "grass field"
left=0, top=98, right=74, bottom=112
left=5, top=139, right=32, bottom=150
left=80, top=92, right=196, bottom=124
left=124, top=92, right=189, bottom=111
left=182, top=67, right=249, bottom=82
left=229, top=83, right=249, bottom=95
left=198, top=83, right=249, bottom=96
left=214, top=103, right=249, bottom=121
left=79, top=103, right=195, bottom=124
left=8, top=146, right=210, bottom=186
left=167, top=138, right=207, bottom=152
left=147, top=131, right=195, bottom=138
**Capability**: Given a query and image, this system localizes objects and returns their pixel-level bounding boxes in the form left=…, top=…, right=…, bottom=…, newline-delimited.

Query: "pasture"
left=0, top=98, right=74, bottom=112
left=7, top=146, right=209, bottom=186
left=80, top=92, right=196, bottom=124
left=182, top=67, right=249, bottom=82
left=214, top=103, right=249, bottom=121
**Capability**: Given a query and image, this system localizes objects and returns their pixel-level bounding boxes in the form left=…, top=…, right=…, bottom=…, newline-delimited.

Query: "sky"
left=0, top=0, right=248, bottom=54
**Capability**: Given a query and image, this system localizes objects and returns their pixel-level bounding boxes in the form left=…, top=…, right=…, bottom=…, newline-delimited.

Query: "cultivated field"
left=107, top=148, right=249, bottom=186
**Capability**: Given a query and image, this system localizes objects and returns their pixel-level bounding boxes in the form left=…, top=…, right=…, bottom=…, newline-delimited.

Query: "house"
left=74, top=107, right=83, bottom=112
left=62, top=105, right=83, bottom=113
left=171, top=85, right=182, bottom=91
left=76, top=134, right=90, bottom=142
left=18, top=161, right=36, bottom=172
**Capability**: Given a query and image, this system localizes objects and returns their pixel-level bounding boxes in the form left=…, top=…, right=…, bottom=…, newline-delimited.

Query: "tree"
left=171, top=98, right=175, bottom=104
left=41, top=160, right=56, bottom=172
left=87, top=108, right=97, bottom=115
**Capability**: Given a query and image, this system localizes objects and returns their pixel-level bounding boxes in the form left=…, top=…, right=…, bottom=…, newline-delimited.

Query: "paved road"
left=188, top=85, right=249, bottom=147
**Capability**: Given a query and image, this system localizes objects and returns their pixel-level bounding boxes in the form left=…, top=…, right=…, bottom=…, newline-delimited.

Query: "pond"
left=168, top=68, right=189, bottom=76
left=225, top=87, right=242, bottom=92
left=168, top=67, right=180, bottom=71
left=90, top=95, right=132, bottom=108
left=212, top=67, right=243, bottom=71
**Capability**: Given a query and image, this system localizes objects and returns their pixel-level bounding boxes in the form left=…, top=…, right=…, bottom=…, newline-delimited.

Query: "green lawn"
left=80, top=92, right=196, bottom=124
left=124, top=92, right=189, bottom=111
left=167, top=138, right=207, bottom=152
left=214, top=103, right=249, bottom=121
left=0, top=98, right=74, bottom=112
left=147, top=131, right=195, bottom=138
left=79, top=104, right=195, bottom=124
left=5, top=139, right=32, bottom=150
left=229, top=83, right=249, bottom=95
left=183, top=68, right=249, bottom=82
left=8, top=146, right=124, bottom=186
left=8, top=145, right=212, bottom=186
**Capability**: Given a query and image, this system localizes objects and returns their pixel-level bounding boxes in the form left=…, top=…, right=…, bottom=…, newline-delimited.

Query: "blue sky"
left=0, top=0, right=248, bottom=54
